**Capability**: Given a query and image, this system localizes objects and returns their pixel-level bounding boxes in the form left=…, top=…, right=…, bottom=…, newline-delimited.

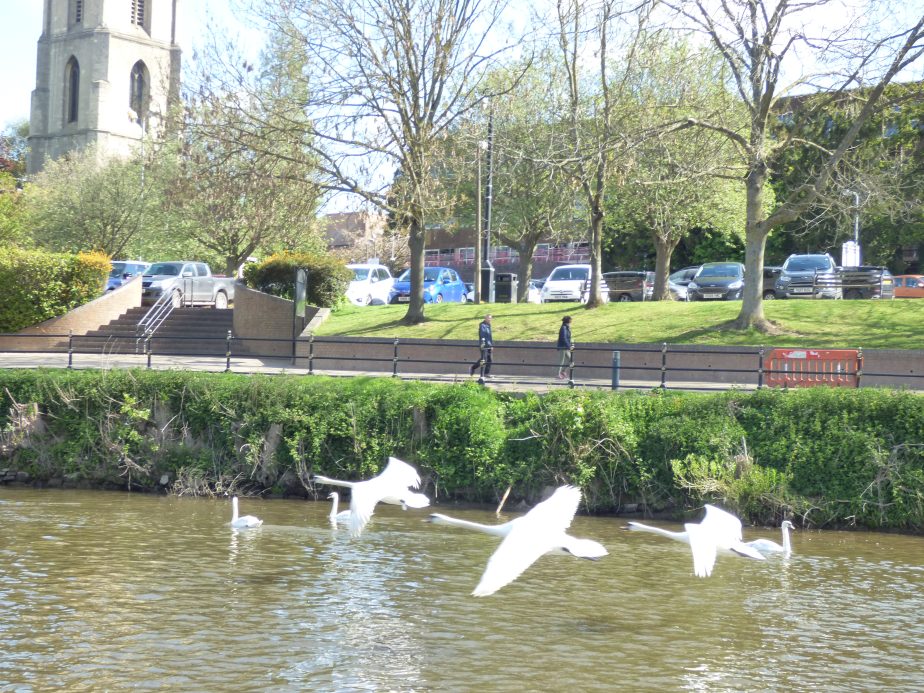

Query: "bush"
left=0, top=369, right=922, bottom=531
left=0, top=248, right=109, bottom=331
left=242, top=252, right=352, bottom=308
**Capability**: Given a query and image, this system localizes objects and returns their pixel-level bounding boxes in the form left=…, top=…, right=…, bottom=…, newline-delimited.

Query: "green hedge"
left=1, top=368, right=922, bottom=531
left=242, top=251, right=352, bottom=308
left=0, top=248, right=110, bottom=332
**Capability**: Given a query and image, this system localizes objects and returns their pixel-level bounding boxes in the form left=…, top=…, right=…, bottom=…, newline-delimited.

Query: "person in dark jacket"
left=470, top=314, right=493, bottom=377
left=557, top=315, right=573, bottom=379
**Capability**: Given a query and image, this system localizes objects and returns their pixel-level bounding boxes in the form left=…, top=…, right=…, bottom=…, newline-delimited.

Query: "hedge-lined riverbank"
left=1, top=369, right=922, bottom=531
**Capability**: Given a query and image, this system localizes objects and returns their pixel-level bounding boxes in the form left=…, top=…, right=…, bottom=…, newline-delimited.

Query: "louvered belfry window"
left=74, top=0, right=83, bottom=23
left=131, top=0, right=146, bottom=27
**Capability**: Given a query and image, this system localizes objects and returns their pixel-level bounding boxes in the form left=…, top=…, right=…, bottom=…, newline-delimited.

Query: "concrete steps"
left=73, top=307, right=234, bottom=355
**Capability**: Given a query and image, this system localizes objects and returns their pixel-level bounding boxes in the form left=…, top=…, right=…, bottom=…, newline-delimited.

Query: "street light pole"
left=480, top=112, right=495, bottom=302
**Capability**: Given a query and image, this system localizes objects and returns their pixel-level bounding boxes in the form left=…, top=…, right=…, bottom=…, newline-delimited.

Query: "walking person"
left=470, top=314, right=494, bottom=378
left=557, top=315, right=573, bottom=380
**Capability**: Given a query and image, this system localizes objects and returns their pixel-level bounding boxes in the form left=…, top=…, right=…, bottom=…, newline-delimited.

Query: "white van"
left=346, top=263, right=394, bottom=306
left=539, top=264, right=609, bottom=303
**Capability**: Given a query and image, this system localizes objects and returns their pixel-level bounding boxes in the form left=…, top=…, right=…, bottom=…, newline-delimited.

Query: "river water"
left=1, top=488, right=923, bottom=692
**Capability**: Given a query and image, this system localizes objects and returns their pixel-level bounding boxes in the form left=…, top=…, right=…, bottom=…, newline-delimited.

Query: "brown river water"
left=2, top=488, right=923, bottom=692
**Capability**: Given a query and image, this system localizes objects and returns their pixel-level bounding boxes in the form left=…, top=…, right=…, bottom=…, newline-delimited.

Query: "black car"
left=762, top=266, right=783, bottom=299
left=688, top=262, right=746, bottom=301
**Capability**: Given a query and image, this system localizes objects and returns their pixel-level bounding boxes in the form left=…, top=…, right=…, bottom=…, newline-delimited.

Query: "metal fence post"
left=67, top=330, right=73, bottom=369
left=568, top=344, right=575, bottom=388
left=660, top=342, right=668, bottom=389
left=225, top=330, right=232, bottom=372
left=757, top=346, right=764, bottom=389
left=856, top=347, right=863, bottom=388
left=145, top=336, right=152, bottom=369
left=611, top=350, right=621, bottom=390
left=393, top=337, right=400, bottom=377
left=308, top=334, right=314, bottom=375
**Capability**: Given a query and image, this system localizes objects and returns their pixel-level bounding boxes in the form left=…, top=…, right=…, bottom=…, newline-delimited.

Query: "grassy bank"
left=2, top=368, right=922, bottom=531
left=315, top=299, right=924, bottom=350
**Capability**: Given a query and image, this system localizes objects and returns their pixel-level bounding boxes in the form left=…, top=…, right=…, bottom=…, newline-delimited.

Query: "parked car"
left=142, top=261, right=236, bottom=309
left=389, top=266, right=466, bottom=304
left=894, top=274, right=924, bottom=298
left=465, top=282, right=475, bottom=302
left=107, top=260, right=150, bottom=291
left=668, top=266, right=700, bottom=301
left=541, top=264, right=608, bottom=303
left=762, top=266, right=783, bottom=299
left=839, top=266, right=895, bottom=300
left=776, top=253, right=841, bottom=299
left=688, top=262, right=746, bottom=301
left=346, top=263, right=394, bottom=306
left=603, top=270, right=654, bottom=302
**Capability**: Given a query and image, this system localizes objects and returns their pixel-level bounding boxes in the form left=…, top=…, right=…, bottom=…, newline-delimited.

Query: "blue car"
left=389, top=266, right=467, bottom=304
left=106, top=260, right=150, bottom=291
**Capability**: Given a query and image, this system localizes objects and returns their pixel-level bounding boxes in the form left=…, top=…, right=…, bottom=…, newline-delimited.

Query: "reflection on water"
left=2, top=489, right=924, bottom=691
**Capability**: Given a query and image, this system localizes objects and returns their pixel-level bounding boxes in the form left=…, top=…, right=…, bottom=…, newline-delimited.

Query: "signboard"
left=841, top=240, right=860, bottom=268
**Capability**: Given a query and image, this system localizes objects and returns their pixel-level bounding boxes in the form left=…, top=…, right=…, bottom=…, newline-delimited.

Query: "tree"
left=670, top=0, right=924, bottom=330
left=211, top=0, right=525, bottom=323
left=0, top=172, right=29, bottom=247
left=0, top=120, right=29, bottom=181
left=26, top=145, right=165, bottom=258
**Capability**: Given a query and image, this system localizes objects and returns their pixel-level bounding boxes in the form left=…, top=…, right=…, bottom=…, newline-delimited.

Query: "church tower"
left=27, top=0, right=181, bottom=175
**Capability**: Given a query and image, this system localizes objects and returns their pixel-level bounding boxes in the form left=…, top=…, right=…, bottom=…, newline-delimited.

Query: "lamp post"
left=480, top=113, right=495, bottom=303
left=842, top=188, right=861, bottom=266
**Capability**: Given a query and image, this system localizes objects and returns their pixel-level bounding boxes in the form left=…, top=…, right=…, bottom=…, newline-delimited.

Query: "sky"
left=0, top=0, right=249, bottom=130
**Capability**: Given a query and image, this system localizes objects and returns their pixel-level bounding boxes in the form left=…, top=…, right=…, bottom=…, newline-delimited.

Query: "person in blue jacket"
left=469, top=314, right=493, bottom=378
left=557, top=315, right=572, bottom=379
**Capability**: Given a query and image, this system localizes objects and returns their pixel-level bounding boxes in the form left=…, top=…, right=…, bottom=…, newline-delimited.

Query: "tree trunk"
left=402, top=214, right=426, bottom=324
left=224, top=256, right=238, bottom=277
left=586, top=203, right=605, bottom=307
left=734, top=166, right=771, bottom=328
left=651, top=235, right=676, bottom=301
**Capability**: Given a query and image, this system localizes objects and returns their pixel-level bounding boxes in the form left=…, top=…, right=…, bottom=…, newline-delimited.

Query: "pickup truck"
left=839, top=266, right=895, bottom=299
left=141, top=261, right=236, bottom=309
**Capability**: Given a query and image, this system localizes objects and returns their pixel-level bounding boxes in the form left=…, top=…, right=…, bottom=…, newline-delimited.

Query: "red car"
left=894, top=275, right=924, bottom=298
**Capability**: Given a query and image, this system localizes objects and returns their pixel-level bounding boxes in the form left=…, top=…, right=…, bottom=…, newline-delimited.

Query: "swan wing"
left=562, top=535, right=608, bottom=559
left=701, top=504, right=744, bottom=543
left=348, top=481, right=380, bottom=537
left=745, top=538, right=784, bottom=553
left=377, top=456, right=422, bottom=490
left=232, top=515, right=262, bottom=529
left=729, top=541, right=767, bottom=561
left=685, top=522, right=717, bottom=578
left=525, top=485, right=582, bottom=530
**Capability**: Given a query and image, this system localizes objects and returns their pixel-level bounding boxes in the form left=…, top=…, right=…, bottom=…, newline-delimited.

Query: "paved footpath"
left=0, top=350, right=745, bottom=394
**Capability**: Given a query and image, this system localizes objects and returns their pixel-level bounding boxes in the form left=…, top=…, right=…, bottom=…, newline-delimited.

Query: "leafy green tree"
left=0, top=172, right=30, bottom=247
left=0, top=120, right=28, bottom=181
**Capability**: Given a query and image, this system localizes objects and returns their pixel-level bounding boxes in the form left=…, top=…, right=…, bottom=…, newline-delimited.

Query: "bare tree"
left=215, top=0, right=527, bottom=323
left=670, top=0, right=924, bottom=330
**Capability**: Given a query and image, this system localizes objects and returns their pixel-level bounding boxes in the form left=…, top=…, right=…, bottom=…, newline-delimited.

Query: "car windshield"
left=109, top=263, right=127, bottom=278
left=549, top=267, right=589, bottom=281
left=147, top=263, right=181, bottom=276
left=697, top=264, right=741, bottom=279
left=397, top=268, right=443, bottom=282
left=351, top=268, right=370, bottom=281
left=786, top=257, right=831, bottom=272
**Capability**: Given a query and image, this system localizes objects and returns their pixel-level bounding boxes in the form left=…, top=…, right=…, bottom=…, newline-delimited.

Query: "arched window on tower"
left=129, top=61, right=149, bottom=121
left=65, top=57, right=80, bottom=124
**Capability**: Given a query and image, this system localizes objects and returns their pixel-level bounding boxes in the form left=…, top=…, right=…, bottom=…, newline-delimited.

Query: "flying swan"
left=327, top=492, right=352, bottom=525
left=429, top=485, right=608, bottom=596
left=230, top=496, right=263, bottom=529
left=744, top=520, right=794, bottom=556
left=311, top=456, right=430, bottom=537
left=684, top=504, right=766, bottom=577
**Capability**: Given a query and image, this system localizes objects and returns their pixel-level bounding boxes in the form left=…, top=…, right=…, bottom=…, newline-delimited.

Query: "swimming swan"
left=744, top=520, right=794, bottom=556
left=327, top=492, right=352, bottom=525
left=230, top=496, right=263, bottom=529
left=685, top=504, right=765, bottom=577
left=430, top=485, right=608, bottom=596
left=311, top=456, right=430, bottom=537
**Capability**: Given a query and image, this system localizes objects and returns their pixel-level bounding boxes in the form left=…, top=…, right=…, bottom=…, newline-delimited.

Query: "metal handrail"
left=135, top=286, right=181, bottom=353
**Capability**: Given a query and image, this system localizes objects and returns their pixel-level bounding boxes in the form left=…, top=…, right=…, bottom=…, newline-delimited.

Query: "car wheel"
left=763, top=291, right=776, bottom=300
left=845, top=289, right=863, bottom=300
left=214, top=291, right=229, bottom=310
left=435, top=293, right=443, bottom=303
left=618, top=294, right=632, bottom=302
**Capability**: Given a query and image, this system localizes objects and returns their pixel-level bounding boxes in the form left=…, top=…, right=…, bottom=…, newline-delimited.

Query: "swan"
left=429, top=485, right=608, bottom=597
left=327, top=492, right=351, bottom=525
left=310, top=456, right=430, bottom=537
left=230, top=496, right=262, bottom=529
left=685, top=504, right=765, bottom=577
left=744, top=520, right=794, bottom=556
left=624, top=521, right=689, bottom=544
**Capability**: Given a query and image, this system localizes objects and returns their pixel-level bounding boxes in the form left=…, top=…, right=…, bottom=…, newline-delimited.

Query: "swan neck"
left=628, top=522, right=686, bottom=541
left=782, top=524, right=792, bottom=554
left=430, top=514, right=510, bottom=537
left=313, top=475, right=354, bottom=489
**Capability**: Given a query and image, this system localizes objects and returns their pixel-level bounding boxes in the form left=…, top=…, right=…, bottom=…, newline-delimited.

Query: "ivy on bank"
left=1, top=368, right=922, bottom=531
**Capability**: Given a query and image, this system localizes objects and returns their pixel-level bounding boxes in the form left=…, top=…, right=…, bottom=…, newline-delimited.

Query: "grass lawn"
left=314, top=299, right=924, bottom=350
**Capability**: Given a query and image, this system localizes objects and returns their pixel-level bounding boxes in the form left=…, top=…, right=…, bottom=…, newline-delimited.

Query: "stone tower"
left=27, top=0, right=181, bottom=175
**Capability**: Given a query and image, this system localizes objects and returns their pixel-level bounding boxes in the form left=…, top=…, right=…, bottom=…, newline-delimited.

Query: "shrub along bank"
left=1, top=369, right=922, bottom=532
